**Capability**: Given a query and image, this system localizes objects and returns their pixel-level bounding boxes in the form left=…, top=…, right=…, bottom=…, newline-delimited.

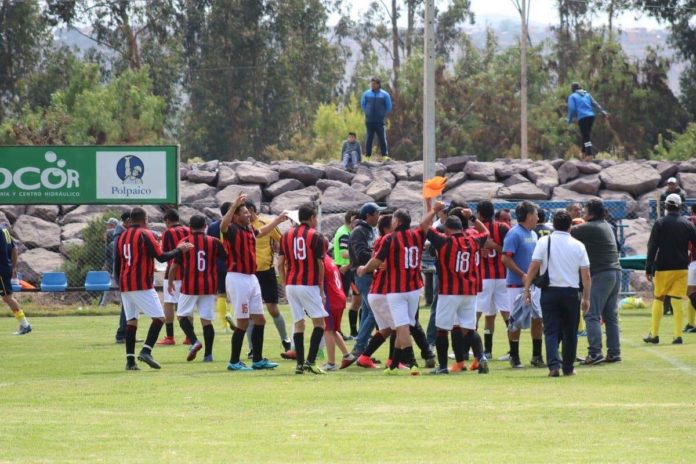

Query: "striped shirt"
left=376, top=227, right=426, bottom=294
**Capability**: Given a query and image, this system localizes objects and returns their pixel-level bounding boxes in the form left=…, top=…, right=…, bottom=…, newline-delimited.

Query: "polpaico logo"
left=0, top=151, right=80, bottom=199
left=96, top=150, right=167, bottom=200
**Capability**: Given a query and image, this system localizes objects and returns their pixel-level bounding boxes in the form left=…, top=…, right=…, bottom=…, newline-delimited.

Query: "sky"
left=340, top=0, right=663, bottom=30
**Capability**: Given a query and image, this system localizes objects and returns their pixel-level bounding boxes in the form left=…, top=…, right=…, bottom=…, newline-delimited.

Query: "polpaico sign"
left=0, top=146, right=179, bottom=205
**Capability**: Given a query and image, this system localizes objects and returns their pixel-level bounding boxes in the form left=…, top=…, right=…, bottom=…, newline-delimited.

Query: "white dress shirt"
left=531, top=231, right=590, bottom=288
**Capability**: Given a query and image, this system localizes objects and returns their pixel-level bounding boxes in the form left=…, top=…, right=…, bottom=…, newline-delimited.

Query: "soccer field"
left=1, top=308, right=695, bottom=463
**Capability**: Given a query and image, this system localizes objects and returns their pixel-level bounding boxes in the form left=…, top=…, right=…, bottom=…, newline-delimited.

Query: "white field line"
left=623, top=338, right=696, bottom=377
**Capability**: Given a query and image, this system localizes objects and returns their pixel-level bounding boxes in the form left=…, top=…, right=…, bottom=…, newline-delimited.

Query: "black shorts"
left=0, top=272, right=13, bottom=297
left=256, top=268, right=279, bottom=304
left=217, top=267, right=227, bottom=295
left=341, top=269, right=353, bottom=298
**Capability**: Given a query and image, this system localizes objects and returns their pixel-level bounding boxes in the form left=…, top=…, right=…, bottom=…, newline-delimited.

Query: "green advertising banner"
left=0, top=145, right=179, bottom=205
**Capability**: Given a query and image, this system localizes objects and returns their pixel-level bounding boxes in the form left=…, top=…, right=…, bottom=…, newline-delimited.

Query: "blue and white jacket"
left=361, top=88, right=392, bottom=124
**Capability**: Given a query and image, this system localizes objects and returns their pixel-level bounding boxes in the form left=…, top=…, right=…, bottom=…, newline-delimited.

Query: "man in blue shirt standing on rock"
left=361, top=77, right=392, bottom=160
left=567, top=82, right=607, bottom=160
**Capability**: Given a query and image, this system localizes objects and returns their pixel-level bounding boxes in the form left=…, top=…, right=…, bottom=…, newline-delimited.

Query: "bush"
left=651, top=123, right=696, bottom=161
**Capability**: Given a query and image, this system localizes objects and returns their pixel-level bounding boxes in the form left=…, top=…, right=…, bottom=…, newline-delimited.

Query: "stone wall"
left=1, top=155, right=684, bottom=285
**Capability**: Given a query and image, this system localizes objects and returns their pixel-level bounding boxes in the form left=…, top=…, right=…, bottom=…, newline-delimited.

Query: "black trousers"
left=578, top=116, right=595, bottom=156
left=365, top=122, right=388, bottom=157
left=540, top=287, right=580, bottom=374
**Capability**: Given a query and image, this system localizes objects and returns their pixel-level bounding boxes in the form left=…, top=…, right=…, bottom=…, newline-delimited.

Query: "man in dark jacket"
left=567, top=82, right=607, bottom=160
left=360, top=77, right=392, bottom=159
left=348, top=202, right=383, bottom=356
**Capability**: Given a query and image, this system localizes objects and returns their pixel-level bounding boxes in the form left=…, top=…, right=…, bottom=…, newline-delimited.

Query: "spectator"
left=534, top=209, right=553, bottom=238
left=360, top=77, right=392, bottom=159
left=114, top=211, right=131, bottom=343
left=100, top=217, right=120, bottom=306
left=567, top=82, right=608, bottom=160
left=660, top=177, right=686, bottom=209
left=1, top=224, right=31, bottom=335
left=644, top=194, right=696, bottom=345
left=525, top=210, right=591, bottom=377
left=566, top=202, right=583, bottom=220
left=341, top=132, right=362, bottom=172
left=333, top=210, right=360, bottom=339
left=495, top=209, right=512, bottom=226
left=571, top=199, right=622, bottom=364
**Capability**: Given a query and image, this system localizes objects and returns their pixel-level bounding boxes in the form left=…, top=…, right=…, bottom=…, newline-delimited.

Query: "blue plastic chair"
left=11, top=272, right=22, bottom=293
left=40, top=272, right=68, bottom=292
left=84, top=271, right=111, bottom=292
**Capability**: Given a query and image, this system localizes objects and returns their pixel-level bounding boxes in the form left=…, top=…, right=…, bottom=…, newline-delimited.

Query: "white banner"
left=96, top=151, right=167, bottom=200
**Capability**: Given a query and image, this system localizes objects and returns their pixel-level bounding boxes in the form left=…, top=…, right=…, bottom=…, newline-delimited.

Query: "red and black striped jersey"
left=223, top=223, right=258, bottom=275
left=280, top=224, right=325, bottom=286
left=376, top=227, right=426, bottom=294
left=428, top=229, right=488, bottom=295
left=369, top=235, right=389, bottom=294
left=162, top=225, right=190, bottom=280
left=480, top=220, right=509, bottom=280
left=115, top=226, right=163, bottom=291
left=176, top=233, right=227, bottom=295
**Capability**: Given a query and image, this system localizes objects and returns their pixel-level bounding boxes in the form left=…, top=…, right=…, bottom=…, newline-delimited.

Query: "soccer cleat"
left=509, top=356, right=523, bottom=369
left=302, top=362, right=326, bottom=375
left=156, top=336, right=175, bottom=346
left=430, top=367, right=449, bottom=375
left=577, top=330, right=587, bottom=337
left=604, top=355, right=622, bottom=363
left=356, top=355, right=379, bottom=369
left=227, top=362, right=252, bottom=371
left=683, top=324, right=695, bottom=333
left=424, top=356, right=436, bottom=369
left=449, top=361, right=467, bottom=373
left=341, top=334, right=355, bottom=341
left=673, top=337, right=684, bottom=345
left=14, top=325, right=32, bottom=335
left=247, top=349, right=253, bottom=360
left=252, top=358, right=279, bottom=370
left=371, top=357, right=382, bottom=365
left=498, top=352, right=511, bottom=362
left=688, top=326, right=696, bottom=334
left=478, top=357, right=489, bottom=374
left=183, top=337, right=192, bottom=345
left=469, top=358, right=480, bottom=371
left=643, top=334, right=660, bottom=344
left=280, top=350, right=297, bottom=360
left=225, top=314, right=236, bottom=331
left=202, top=355, right=214, bottom=362
left=137, top=352, right=161, bottom=369
left=187, top=341, right=203, bottom=362
left=339, top=353, right=357, bottom=369
left=294, top=365, right=305, bottom=374
left=321, top=363, right=338, bottom=372
left=282, top=340, right=292, bottom=352
left=483, top=351, right=493, bottom=360
left=125, top=363, right=140, bottom=371
left=530, top=355, right=546, bottom=368
left=409, top=366, right=420, bottom=376
left=115, top=338, right=125, bottom=344
left=548, top=369, right=560, bottom=377
left=580, top=354, right=605, bottom=365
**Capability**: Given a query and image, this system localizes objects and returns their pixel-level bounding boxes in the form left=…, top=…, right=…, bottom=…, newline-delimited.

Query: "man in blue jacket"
left=361, top=77, right=392, bottom=159
left=567, top=82, right=607, bottom=160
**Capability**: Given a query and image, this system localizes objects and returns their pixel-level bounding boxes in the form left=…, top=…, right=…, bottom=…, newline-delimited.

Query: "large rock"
left=599, top=162, right=660, bottom=196
left=599, top=190, right=638, bottom=219
left=236, top=163, right=279, bottom=185
left=186, top=168, right=218, bottom=185
left=494, top=160, right=530, bottom=179
left=142, top=205, right=164, bottom=223
left=321, top=185, right=374, bottom=214
left=575, top=161, right=602, bottom=175
left=390, top=163, right=409, bottom=181
left=180, top=181, right=218, bottom=207
left=677, top=172, right=696, bottom=197
left=264, top=178, right=304, bottom=198
left=61, top=205, right=112, bottom=224
left=270, top=187, right=320, bottom=215
left=444, top=181, right=503, bottom=204
left=351, top=173, right=373, bottom=186
left=406, top=162, right=446, bottom=181
left=324, top=166, right=355, bottom=184
left=557, top=161, right=580, bottom=184
left=526, top=161, right=559, bottom=195
left=60, top=238, right=84, bottom=255
left=17, top=248, right=66, bottom=283
left=373, top=168, right=397, bottom=187
left=278, top=163, right=324, bottom=185
left=564, top=174, right=601, bottom=195
left=216, top=165, right=239, bottom=188
left=387, top=182, right=426, bottom=221
left=365, top=180, right=392, bottom=202
left=503, top=173, right=530, bottom=187
left=0, top=205, right=26, bottom=223
left=203, top=207, right=222, bottom=221
left=26, top=205, right=60, bottom=223
left=551, top=187, right=599, bottom=202
left=440, top=155, right=475, bottom=172
left=316, top=179, right=347, bottom=191
left=196, top=160, right=219, bottom=172
left=496, top=183, right=549, bottom=200
left=175, top=206, right=202, bottom=225
left=622, top=218, right=651, bottom=256
left=13, top=216, right=61, bottom=249
left=215, top=184, right=262, bottom=208
left=677, top=161, right=696, bottom=173
left=443, top=172, right=466, bottom=191
left=62, top=223, right=89, bottom=241
left=655, top=161, right=678, bottom=181
left=636, top=189, right=661, bottom=219
left=464, top=162, right=496, bottom=182
left=319, top=213, right=345, bottom=240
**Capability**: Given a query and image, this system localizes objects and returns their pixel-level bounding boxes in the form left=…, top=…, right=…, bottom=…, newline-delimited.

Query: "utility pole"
left=423, top=0, right=436, bottom=180
left=513, top=0, right=530, bottom=159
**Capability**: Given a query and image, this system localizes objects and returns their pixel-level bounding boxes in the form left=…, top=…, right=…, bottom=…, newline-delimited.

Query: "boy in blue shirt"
left=0, top=226, right=31, bottom=335
left=567, top=82, right=608, bottom=160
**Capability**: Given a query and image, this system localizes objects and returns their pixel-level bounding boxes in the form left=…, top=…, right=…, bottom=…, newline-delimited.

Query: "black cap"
left=359, top=202, right=386, bottom=218
left=121, top=211, right=131, bottom=221
left=444, top=216, right=463, bottom=231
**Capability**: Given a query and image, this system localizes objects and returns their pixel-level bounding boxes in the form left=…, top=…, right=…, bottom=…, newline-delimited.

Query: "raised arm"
left=257, top=213, right=288, bottom=238
left=221, top=193, right=247, bottom=234
left=419, top=198, right=444, bottom=232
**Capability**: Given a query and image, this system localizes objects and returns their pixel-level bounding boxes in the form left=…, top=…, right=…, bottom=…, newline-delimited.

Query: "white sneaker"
left=498, top=353, right=511, bottom=362
left=321, top=363, right=337, bottom=372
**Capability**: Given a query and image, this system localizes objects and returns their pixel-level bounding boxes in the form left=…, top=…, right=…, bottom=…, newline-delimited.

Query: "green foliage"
left=62, top=213, right=117, bottom=287
left=651, top=123, right=696, bottom=161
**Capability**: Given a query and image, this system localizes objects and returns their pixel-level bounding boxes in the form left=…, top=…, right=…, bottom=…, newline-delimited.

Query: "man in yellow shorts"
left=644, top=194, right=696, bottom=344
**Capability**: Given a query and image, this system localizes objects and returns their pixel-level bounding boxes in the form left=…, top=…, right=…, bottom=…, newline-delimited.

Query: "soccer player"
left=246, top=201, right=293, bottom=358
left=334, top=210, right=360, bottom=339
left=168, top=214, right=227, bottom=362
left=0, top=225, right=31, bottom=335
left=321, top=240, right=351, bottom=371
left=357, top=208, right=436, bottom=376
left=501, top=200, right=544, bottom=369
left=475, top=201, right=510, bottom=359
left=278, top=203, right=328, bottom=375
left=427, top=207, right=490, bottom=375
left=207, top=202, right=234, bottom=332
left=115, top=207, right=193, bottom=370
left=158, top=209, right=191, bottom=345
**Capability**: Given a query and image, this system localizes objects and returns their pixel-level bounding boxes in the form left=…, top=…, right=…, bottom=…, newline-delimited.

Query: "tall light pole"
left=512, top=0, right=530, bottom=159
left=423, top=0, right=436, bottom=180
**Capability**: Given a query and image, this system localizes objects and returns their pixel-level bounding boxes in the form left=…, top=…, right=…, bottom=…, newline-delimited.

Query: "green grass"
left=1, top=307, right=695, bottom=463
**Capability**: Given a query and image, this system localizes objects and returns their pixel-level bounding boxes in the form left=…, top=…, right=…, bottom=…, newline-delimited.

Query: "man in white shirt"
left=524, top=210, right=591, bottom=377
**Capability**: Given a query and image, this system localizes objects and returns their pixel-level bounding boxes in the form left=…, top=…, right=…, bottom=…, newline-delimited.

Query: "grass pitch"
left=1, top=307, right=695, bottom=463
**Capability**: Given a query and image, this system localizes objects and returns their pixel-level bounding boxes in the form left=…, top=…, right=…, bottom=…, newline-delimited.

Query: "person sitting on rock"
left=341, top=132, right=362, bottom=172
